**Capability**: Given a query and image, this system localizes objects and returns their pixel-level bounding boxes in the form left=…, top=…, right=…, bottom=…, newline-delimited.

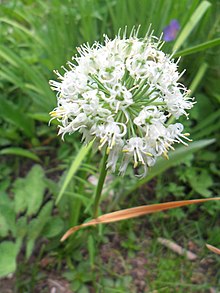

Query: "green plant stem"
left=93, top=150, right=108, bottom=218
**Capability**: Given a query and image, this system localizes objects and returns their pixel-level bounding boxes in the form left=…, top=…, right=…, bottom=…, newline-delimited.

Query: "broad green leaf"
left=14, top=178, right=27, bottom=214
left=26, top=201, right=53, bottom=259
left=0, top=192, right=13, bottom=207
left=125, top=139, right=215, bottom=196
left=15, top=216, right=28, bottom=239
left=27, top=201, right=53, bottom=241
left=0, top=204, right=16, bottom=237
left=14, top=165, right=46, bottom=215
left=0, top=147, right=40, bottom=162
left=173, top=1, right=211, bottom=51
left=0, top=241, right=20, bottom=277
left=25, top=165, right=46, bottom=216
left=174, top=38, right=220, bottom=58
left=56, top=140, right=94, bottom=205
left=186, top=169, right=213, bottom=197
left=78, top=286, right=90, bottom=293
left=42, top=216, right=64, bottom=238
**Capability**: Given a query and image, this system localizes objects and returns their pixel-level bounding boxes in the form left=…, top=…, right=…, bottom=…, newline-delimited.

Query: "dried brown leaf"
left=206, top=244, right=220, bottom=255
left=157, top=237, right=197, bottom=260
left=61, top=197, right=220, bottom=241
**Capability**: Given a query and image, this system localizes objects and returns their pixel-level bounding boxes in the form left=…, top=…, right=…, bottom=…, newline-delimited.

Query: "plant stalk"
left=93, top=150, right=108, bottom=218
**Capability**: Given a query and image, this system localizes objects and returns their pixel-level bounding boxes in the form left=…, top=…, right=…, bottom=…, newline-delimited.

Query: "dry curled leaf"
left=206, top=244, right=220, bottom=255
left=157, top=237, right=197, bottom=260
left=61, top=197, right=220, bottom=241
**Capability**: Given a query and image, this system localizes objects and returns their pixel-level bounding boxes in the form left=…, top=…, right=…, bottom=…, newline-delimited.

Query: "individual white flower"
left=107, top=142, right=123, bottom=172
left=104, top=83, right=133, bottom=118
left=50, top=26, right=194, bottom=177
left=99, top=61, right=125, bottom=84
left=120, top=137, right=155, bottom=177
left=58, top=112, right=88, bottom=140
left=134, top=106, right=166, bottom=127
left=163, top=88, right=194, bottom=118
left=93, top=119, right=126, bottom=151
left=167, top=123, right=192, bottom=146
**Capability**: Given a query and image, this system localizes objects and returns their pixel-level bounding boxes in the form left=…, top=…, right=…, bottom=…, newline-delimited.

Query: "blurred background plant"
left=0, top=0, right=219, bottom=292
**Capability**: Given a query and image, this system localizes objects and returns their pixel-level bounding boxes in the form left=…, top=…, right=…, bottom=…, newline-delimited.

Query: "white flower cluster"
left=50, top=28, right=194, bottom=177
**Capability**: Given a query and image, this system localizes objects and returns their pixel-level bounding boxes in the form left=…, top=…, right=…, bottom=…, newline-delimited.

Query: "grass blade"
left=61, top=197, right=220, bottom=241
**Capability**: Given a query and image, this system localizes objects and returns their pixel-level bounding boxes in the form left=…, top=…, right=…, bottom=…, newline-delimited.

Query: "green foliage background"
left=0, top=0, right=219, bottom=292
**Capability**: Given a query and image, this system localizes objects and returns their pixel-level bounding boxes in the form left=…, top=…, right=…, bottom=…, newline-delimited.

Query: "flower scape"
left=50, top=27, right=194, bottom=177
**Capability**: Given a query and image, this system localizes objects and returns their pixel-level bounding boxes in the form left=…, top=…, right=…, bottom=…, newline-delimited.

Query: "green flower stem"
left=93, top=149, right=108, bottom=218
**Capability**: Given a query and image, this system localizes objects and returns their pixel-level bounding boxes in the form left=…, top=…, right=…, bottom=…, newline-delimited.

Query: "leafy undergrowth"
left=1, top=138, right=219, bottom=292
left=1, top=147, right=219, bottom=292
left=1, top=218, right=219, bottom=293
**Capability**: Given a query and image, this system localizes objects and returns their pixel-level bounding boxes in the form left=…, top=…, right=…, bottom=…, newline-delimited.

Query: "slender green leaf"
left=0, top=97, right=34, bottom=138
left=28, top=112, right=51, bottom=123
left=0, top=45, right=54, bottom=110
left=0, top=17, right=46, bottom=48
left=65, top=192, right=90, bottom=205
left=189, top=63, right=208, bottom=94
left=174, top=38, right=220, bottom=58
left=0, top=69, right=24, bottom=87
left=0, top=147, right=40, bottom=162
left=173, top=1, right=211, bottom=51
left=193, top=120, right=220, bottom=139
left=193, top=109, right=220, bottom=134
left=56, top=140, right=94, bottom=205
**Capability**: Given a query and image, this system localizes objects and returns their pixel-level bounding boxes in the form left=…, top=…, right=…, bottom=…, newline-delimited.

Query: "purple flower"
left=163, top=20, right=180, bottom=42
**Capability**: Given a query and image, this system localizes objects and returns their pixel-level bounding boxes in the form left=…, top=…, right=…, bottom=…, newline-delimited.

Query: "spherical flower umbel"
left=49, top=27, right=195, bottom=177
